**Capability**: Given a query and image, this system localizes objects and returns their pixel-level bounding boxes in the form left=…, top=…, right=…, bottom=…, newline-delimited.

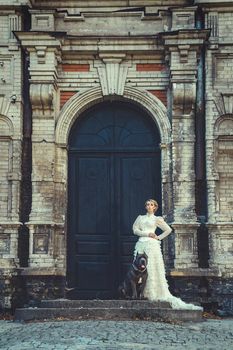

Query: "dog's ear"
left=143, top=252, right=148, bottom=259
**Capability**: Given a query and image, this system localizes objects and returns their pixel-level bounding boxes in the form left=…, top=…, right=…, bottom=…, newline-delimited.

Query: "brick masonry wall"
left=217, top=140, right=233, bottom=220
left=0, top=1, right=233, bottom=310
left=204, top=6, right=233, bottom=275
left=0, top=10, right=23, bottom=278
left=0, top=9, right=25, bottom=308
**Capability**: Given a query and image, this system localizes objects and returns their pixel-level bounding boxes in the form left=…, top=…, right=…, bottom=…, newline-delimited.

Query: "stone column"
left=171, top=55, right=199, bottom=269
left=16, top=32, right=63, bottom=270
left=28, top=44, right=61, bottom=269
left=161, top=27, right=209, bottom=270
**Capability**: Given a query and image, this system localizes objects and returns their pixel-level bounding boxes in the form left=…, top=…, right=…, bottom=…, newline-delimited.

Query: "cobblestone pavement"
left=0, top=318, right=232, bottom=350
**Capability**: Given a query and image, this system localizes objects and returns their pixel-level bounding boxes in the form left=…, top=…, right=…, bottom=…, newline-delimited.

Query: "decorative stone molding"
left=0, top=115, right=14, bottom=136
left=171, top=7, right=196, bottom=30
left=173, top=223, right=199, bottom=269
left=8, top=14, right=21, bottom=41
left=0, top=95, right=11, bottom=119
left=0, top=223, right=21, bottom=268
left=95, top=54, right=129, bottom=96
left=214, top=115, right=233, bottom=136
left=212, top=115, right=233, bottom=221
left=178, top=45, right=190, bottom=63
left=213, top=54, right=233, bottom=86
left=208, top=223, right=233, bottom=275
left=55, top=86, right=170, bottom=147
left=14, top=32, right=62, bottom=86
left=172, top=82, right=196, bottom=115
left=35, top=46, right=47, bottom=64
left=205, top=11, right=218, bottom=44
left=214, top=93, right=233, bottom=117
left=30, top=10, right=55, bottom=32
left=30, top=83, right=54, bottom=112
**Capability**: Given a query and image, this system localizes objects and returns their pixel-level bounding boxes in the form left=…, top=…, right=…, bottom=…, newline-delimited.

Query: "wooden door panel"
left=68, top=155, right=115, bottom=297
left=117, top=155, right=160, bottom=281
left=77, top=157, right=111, bottom=234
left=68, top=101, right=161, bottom=299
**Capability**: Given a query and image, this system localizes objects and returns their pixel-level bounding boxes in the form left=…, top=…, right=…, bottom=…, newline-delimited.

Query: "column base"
left=0, top=222, right=22, bottom=269
left=26, top=222, right=65, bottom=269
left=172, top=222, right=199, bottom=269
left=207, top=223, right=233, bottom=276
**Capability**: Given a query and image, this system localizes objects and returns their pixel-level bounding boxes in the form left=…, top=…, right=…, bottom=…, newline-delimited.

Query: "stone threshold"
left=14, top=299, right=203, bottom=323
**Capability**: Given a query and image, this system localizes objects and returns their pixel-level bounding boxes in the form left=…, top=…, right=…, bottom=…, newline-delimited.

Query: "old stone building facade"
left=0, top=0, right=232, bottom=312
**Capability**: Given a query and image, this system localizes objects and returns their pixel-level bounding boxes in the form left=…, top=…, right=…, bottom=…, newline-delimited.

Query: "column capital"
left=159, top=29, right=210, bottom=52
left=14, top=31, right=62, bottom=84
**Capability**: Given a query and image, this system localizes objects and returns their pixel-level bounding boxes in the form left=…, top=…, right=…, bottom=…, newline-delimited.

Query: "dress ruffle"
left=134, top=239, right=203, bottom=311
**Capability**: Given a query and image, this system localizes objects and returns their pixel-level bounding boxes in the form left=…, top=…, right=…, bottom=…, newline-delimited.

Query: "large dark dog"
left=118, top=252, right=148, bottom=299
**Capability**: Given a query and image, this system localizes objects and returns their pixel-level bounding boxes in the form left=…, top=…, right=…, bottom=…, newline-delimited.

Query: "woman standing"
left=133, top=199, right=202, bottom=310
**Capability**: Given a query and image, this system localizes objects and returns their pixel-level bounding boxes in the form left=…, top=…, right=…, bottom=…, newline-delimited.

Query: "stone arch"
left=0, top=115, right=14, bottom=219
left=53, top=86, right=173, bottom=273
left=213, top=115, right=233, bottom=220
left=214, top=114, right=233, bottom=136
left=0, top=115, right=14, bottom=137
left=55, top=86, right=171, bottom=146
left=54, top=85, right=173, bottom=238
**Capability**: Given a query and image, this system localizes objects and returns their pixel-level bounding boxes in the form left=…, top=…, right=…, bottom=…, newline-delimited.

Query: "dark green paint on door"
left=67, top=101, right=161, bottom=299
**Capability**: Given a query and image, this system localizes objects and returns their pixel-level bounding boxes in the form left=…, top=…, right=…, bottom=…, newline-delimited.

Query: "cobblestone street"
left=0, top=318, right=232, bottom=350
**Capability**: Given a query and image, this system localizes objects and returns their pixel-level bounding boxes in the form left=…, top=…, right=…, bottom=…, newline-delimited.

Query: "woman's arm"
left=132, top=215, right=150, bottom=237
left=156, top=217, right=172, bottom=240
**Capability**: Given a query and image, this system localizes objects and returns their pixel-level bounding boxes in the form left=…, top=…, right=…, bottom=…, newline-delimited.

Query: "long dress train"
left=133, top=214, right=203, bottom=311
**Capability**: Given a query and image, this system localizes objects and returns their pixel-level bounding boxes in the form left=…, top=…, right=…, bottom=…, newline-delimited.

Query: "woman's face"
left=145, top=201, right=156, bottom=214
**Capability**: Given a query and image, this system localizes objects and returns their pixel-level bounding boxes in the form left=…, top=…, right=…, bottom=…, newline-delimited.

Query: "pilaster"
left=160, top=25, right=209, bottom=269
left=15, top=31, right=63, bottom=268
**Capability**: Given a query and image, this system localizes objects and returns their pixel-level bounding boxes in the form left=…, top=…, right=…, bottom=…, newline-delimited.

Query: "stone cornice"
left=159, top=29, right=210, bottom=50
left=30, top=1, right=193, bottom=9
left=14, top=31, right=164, bottom=53
left=63, top=37, right=161, bottom=54
left=0, top=0, right=32, bottom=8
left=195, top=0, right=233, bottom=6
left=13, top=31, right=64, bottom=49
left=14, top=30, right=211, bottom=54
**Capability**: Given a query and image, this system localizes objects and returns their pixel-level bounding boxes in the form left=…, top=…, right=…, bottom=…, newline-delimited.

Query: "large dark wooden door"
left=67, top=101, right=161, bottom=299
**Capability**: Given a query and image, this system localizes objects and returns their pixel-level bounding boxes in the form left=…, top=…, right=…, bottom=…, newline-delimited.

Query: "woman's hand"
left=148, top=233, right=160, bottom=240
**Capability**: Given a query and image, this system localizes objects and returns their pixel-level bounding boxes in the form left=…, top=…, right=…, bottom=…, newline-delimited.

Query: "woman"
left=133, top=199, right=202, bottom=310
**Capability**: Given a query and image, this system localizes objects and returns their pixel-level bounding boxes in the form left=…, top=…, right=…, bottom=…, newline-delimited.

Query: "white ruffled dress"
left=133, top=213, right=202, bottom=310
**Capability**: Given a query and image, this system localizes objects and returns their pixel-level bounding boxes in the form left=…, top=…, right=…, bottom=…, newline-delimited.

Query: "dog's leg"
left=138, top=274, right=148, bottom=299
left=130, top=279, right=138, bottom=299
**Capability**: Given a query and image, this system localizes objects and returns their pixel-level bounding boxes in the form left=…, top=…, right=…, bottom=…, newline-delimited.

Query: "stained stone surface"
left=0, top=0, right=233, bottom=313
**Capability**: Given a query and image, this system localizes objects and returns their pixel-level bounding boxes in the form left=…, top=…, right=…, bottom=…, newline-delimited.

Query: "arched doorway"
left=67, top=100, right=161, bottom=299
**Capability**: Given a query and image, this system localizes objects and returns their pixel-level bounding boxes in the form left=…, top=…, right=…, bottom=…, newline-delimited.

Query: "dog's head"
left=134, top=252, right=148, bottom=271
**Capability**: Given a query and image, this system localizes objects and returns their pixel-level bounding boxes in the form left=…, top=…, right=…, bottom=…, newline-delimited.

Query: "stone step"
left=14, top=307, right=203, bottom=322
left=40, top=299, right=171, bottom=309
left=14, top=300, right=203, bottom=322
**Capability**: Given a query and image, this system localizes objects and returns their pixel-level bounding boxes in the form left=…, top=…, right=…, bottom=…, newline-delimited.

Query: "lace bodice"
left=133, top=213, right=172, bottom=241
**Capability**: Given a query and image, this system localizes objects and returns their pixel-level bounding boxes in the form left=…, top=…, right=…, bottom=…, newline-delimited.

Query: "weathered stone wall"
left=203, top=3, right=233, bottom=278
left=0, top=1, right=29, bottom=308
left=0, top=0, right=233, bottom=313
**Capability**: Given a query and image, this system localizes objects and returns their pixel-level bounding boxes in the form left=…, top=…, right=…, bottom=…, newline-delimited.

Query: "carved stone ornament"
left=96, top=53, right=129, bottom=96
left=172, top=82, right=196, bottom=115
left=178, top=45, right=190, bottom=63
left=214, top=93, right=233, bottom=116
left=0, top=95, right=11, bottom=117
left=30, top=83, right=54, bottom=111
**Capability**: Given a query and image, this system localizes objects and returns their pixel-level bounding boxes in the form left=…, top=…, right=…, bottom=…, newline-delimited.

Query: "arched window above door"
left=69, top=101, right=160, bottom=152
